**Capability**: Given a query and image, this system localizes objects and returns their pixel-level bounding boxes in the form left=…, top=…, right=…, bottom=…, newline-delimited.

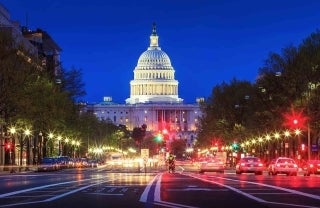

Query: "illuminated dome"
left=126, top=23, right=183, bottom=104
left=137, top=48, right=172, bottom=69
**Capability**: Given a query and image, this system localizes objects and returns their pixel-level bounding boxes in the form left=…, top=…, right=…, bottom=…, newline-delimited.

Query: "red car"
left=303, top=160, right=320, bottom=176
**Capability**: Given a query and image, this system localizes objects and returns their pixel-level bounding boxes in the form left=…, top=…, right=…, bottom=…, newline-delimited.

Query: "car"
left=268, top=157, right=298, bottom=176
left=38, top=157, right=59, bottom=172
left=235, top=156, right=264, bottom=175
left=303, top=160, right=320, bottom=176
left=56, top=156, right=72, bottom=169
left=88, top=159, right=98, bottom=168
left=199, top=157, right=225, bottom=173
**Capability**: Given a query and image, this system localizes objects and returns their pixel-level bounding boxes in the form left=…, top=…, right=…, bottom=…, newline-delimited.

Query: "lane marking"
left=166, top=188, right=228, bottom=191
left=139, top=173, right=159, bottom=203
left=185, top=173, right=320, bottom=208
left=0, top=178, right=93, bottom=198
left=44, top=179, right=114, bottom=202
left=0, top=178, right=115, bottom=207
left=186, top=174, right=266, bottom=203
left=154, top=174, right=199, bottom=208
left=140, top=174, right=199, bottom=208
left=87, top=193, right=124, bottom=196
left=212, top=175, right=320, bottom=200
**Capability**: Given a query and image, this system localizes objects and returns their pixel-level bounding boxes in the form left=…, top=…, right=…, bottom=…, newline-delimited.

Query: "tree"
left=170, top=139, right=186, bottom=159
left=60, top=67, right=86, bottom=102
left=197, top=79, right=257, bottom=147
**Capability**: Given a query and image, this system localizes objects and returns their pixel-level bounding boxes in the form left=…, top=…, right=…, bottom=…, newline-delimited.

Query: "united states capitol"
left=83, top=24, right=203, bottom=148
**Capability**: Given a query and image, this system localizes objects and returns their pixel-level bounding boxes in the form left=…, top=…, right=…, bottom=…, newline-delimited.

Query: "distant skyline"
left=2, top=0, right=320, bottom=103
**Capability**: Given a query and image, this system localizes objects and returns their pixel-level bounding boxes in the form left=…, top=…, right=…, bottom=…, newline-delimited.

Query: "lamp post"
left=57, top=135, right=62, bottom=156
left=38, top=131, right=43, bottom=161
left=24, top=129, right=31, bottom=170
left=9, top=127, right=16, bottom=173
left=307, top=124, right=311, bottom=161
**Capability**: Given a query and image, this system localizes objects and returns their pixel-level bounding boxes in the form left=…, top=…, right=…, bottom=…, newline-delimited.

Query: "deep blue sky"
left=2, top=0, right=320, bottom=103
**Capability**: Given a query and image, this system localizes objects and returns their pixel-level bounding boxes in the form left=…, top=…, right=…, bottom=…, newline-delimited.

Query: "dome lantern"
left=150, top=22, right=159, bottom=47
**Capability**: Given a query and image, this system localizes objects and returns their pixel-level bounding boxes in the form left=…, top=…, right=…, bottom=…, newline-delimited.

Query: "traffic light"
left=4, top=142, right=12, bottom=151
left=232, top=142, right=239, bottom=152
left=283, top=108, right=307, bottom=130
left=155, top=133, right=163, bottom=142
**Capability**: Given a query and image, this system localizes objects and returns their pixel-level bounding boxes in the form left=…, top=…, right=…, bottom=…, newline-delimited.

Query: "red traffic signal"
left=4, top=142, right=12, bottom=150
left=283, top=108, right=307, bottom=130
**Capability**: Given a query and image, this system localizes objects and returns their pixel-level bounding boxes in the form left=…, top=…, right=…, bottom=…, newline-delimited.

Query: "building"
left=0, top=3, right=37, bottom=55
left=0, top=3, right=62, bottom=167
left=22, top=27, right=62, bottom=83
left=85, top=24, right=203, bottom=147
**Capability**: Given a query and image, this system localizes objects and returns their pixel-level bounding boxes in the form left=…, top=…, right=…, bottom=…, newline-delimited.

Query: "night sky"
left=2, top=0, right=320, bottom=104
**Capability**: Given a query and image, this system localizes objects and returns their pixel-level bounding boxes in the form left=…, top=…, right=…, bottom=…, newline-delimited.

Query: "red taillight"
left=258, top=163, right=263, bottom=167
left=309, top=164, right=314, bottom=168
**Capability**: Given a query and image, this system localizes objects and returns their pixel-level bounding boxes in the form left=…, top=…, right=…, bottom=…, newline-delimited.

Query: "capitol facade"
left=85, top=24, right=202, bottom=146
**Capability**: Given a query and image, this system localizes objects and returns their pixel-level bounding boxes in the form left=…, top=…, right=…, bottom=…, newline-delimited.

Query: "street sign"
left=141, top=148, right=149, bottom=158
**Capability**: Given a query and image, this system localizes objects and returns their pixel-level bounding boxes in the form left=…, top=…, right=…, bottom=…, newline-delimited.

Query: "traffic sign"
left=141, top=149, right=149, bottom=158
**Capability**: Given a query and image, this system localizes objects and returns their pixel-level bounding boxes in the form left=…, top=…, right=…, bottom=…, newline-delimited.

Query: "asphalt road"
left=0, top=165, right=319, bottom=208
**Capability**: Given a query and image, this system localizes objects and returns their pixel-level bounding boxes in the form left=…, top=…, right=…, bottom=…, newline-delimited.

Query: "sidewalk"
left=0, top=165, right=37, bottom=174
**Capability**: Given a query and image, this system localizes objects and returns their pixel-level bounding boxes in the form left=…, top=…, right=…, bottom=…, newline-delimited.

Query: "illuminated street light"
left=24, top=128, right=32, bottom=169
left=284, top=130, right=290, bottom=137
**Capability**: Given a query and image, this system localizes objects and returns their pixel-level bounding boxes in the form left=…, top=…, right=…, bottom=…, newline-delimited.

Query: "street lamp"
left=38, top=131, right=43, bottom=162
left=57, top=135, right=62, bottom=156
left=76, top=141, right=80, bottom=158
left=9, top=127, right=16, bottom=173
left=24, top=128, right=31, bottom=170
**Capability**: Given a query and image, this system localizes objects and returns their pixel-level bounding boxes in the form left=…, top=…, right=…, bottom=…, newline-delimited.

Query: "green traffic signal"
left=155, top=134, right=163, bottom=142
left=232, top=142, right=238, bottom=151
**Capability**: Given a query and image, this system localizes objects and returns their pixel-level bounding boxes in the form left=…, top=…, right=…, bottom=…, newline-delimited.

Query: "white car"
left=268, top=157, right=298, bottom=176
left=199, top=158, right=225, bottom=173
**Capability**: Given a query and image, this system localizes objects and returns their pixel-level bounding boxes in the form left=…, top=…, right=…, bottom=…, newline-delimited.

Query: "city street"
left=0, top=165, right=319, bottom=208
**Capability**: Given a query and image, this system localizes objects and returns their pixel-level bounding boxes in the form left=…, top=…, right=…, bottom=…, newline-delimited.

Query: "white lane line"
left=212, top=175, right=320, bottom=200
left=248, top=192, right=294, bottom=195
left=186, top=173, right=320, bottom=208
left=154, top=174, right=200, bottom=208
left=87, top=193, right=124, bottom=196
left=0, top=178, right=93, bottom=198
left=0, top=200, right=44, bottom=207
left=0, top=179, right=114, bottom=208
left=139, top=173, right=160, bottom=202
left=186, top=174, right=266, bottom=203
left=43, top=179, right=111, bottom=202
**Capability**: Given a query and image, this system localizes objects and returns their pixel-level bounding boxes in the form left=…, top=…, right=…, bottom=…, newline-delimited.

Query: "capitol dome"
left=126, top=24, right=183, bottom=104
left=137, top=48, right=172, bottom=69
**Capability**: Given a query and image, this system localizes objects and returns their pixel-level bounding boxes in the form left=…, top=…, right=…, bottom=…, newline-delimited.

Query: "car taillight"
left=309, top=164, right=314, bottom=168
left=258, top=163, right=263, bottom=167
